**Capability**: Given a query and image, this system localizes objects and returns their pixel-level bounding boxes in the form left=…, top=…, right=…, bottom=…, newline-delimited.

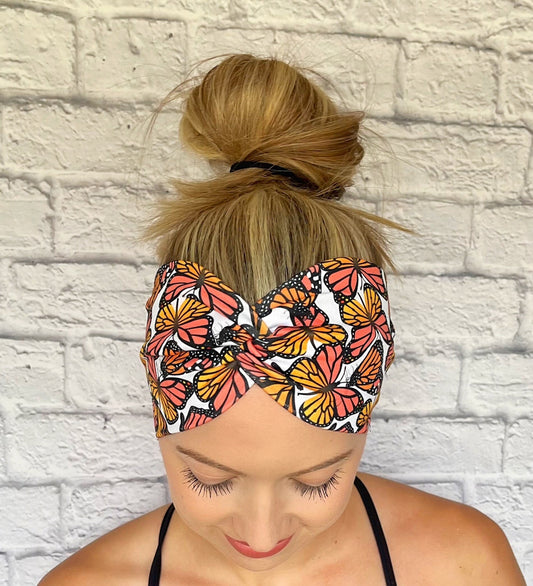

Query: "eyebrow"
left=175, top=445, right=353, bottom=477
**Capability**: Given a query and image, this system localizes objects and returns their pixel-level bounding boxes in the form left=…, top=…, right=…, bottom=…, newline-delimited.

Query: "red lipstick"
left=225, top=534, right=292, bottom=558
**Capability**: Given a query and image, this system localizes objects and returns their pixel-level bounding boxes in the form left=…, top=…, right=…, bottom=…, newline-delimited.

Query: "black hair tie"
left=229, top=160, right=314, bottom=189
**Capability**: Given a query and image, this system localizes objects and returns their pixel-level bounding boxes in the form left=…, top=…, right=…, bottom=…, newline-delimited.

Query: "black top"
left=148, top=475, right=397, bottom=585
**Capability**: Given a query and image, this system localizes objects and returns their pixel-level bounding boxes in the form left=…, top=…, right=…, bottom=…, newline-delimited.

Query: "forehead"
left=164, top=385, right=363, bottom=475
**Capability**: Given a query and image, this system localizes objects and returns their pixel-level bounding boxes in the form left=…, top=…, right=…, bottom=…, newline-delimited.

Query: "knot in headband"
left=140, top=257, right=395, bottom=438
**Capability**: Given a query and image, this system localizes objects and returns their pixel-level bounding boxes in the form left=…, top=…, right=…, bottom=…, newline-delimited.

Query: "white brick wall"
left=0, top=1, right=531, bottom=584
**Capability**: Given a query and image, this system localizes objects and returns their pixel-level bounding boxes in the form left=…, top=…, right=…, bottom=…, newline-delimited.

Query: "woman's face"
left=159, top=384, right=367, bottom=579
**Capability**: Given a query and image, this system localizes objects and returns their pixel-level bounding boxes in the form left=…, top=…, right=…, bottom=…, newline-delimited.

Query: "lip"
left=225, top=534, right=293, bottom=558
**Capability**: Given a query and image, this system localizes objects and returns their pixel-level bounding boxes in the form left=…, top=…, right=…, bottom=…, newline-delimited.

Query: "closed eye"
left=180, top=468, right=344, bottom=500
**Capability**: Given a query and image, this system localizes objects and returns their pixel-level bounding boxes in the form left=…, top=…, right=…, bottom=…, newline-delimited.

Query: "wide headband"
left=140, top=256, right=395, bottom=437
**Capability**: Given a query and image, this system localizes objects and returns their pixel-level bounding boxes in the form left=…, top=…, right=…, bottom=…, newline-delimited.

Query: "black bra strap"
left=148, top=503, right=175, bottom=586
left=354, top=476, right=397, bottom=586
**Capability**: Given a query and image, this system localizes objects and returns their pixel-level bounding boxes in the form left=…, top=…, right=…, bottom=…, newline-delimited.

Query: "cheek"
left=296, top=482, right=354, bottom=530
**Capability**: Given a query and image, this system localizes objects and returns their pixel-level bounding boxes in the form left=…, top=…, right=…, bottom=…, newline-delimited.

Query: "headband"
left=140, top=256, right=395, bottom=438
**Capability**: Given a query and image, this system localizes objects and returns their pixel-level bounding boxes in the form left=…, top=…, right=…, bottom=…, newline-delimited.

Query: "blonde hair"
left=142, top=53, right=406, bottom=306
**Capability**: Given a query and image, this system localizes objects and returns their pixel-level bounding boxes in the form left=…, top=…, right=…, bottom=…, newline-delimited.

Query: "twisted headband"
left=140, top=256, right=395, bottom=437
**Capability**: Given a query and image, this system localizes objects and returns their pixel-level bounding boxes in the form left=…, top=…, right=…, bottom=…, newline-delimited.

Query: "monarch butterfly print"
left=356, top=399, right=374, bottom=433
left=146, top=295, right=213, bottom=356
left=253, top=272, right=319, bottom=319
left=288, top=344, right=364, bottom=427
left=385, top=344, right=395, bottom=372
left=237, top=351, right=296, bottom=415
left=146, top=262, right=175, bottom=311
left=152, top=397, right=169, bottom=438
left=266, top=305, right=347, bottom=357
left=196, top=347, right=251, bottom=414
left=342, top=286, right=393, bottom=361
left=182, top=405, right=216, bottom=431
left=349, top=340, right=384, bottom=395
left=322, top=257, right=388, bottom=302
left=163, top=260, right=242, bottom=320
left=162, top=346, right=219, bottom=377
left=218, top=323, right=270, bottom=360
left=142, top=256, right=395, bottom=436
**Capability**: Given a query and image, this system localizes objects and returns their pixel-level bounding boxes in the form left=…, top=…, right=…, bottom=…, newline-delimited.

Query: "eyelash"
left=181, top=468, right=342, bottom=500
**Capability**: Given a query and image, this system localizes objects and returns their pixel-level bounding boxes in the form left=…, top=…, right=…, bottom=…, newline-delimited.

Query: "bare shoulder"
left=38, top=504, right=169, bottom=586
left=358, top=472, right=526, bottom=586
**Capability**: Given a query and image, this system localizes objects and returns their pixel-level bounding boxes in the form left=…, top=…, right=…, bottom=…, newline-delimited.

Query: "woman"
left=40, top=53, right=525, bottom=585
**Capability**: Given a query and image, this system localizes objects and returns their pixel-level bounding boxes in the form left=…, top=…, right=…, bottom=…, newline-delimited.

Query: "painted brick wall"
left=0, top=1, right=532, bottom=584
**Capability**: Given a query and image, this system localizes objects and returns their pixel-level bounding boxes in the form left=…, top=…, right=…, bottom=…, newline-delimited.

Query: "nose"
left=234, top=486, right=288, bottom=551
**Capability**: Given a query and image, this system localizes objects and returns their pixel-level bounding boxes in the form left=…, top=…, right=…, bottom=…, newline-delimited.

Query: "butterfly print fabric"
left=140, top=257, right=395, bottom=437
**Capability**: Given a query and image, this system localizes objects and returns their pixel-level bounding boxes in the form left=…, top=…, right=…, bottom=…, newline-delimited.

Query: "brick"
left=0, top=418, right=5, bottom=479
left=0, top=339, right=65, bottom=405
left=0, top=260, right=8, bottom=319
left=0, top=177, right=52, bottom=253
left=504, top=54, right=533, bottom=120
left=388, top=275, right=520, bottom=346
left=0, top=555, right=6, bottom=586
left=228, top=0, right=351, bottom=22
left=0, top=7, right=74, bottom=91
left=467, top=353, right=532, bottom=416
left=379, top=352, right=460, bottom=412
left=55, top=183, right=157, bottom=256
left=7, top=262, right=152, bottom=330
left=505, top=419, right=533, bottom=474
left=399, top=43, right=497, bottom=122
left=10, top=413, right=164, bottom=481
left=15, top=553, right=67, bottom=586
left=474, top=480, right=533, bottom=544
left=523, top=549, right=533, bottom=586
left=362, top=418, right=504, bottom=473
left=189, top=27, right=275, bottom=68
left=4, top=104, right=178, bottom=179
left=388, top=200, right=470, bottom=271
left=370, top=120, right=529, bottom=202
left=75, top=0, right=227, bottom=9
left=268, top=31, right=398, bottom=116
left=470, top=205, right=533, bottom=273
left=80, top=17, right=186, bottom=99
left=518, top=289, right=533, bottom=348
left=0, top=486, right=60, bottom=548
left=64, top=480, right=167, bottom=548
left=348, top=0, right=517, bottom=35
left=68, top=337, right=148, bottom=408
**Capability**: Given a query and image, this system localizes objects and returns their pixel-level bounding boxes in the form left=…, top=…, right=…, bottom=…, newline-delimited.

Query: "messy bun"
left=142, top=53, right=405, bottom=306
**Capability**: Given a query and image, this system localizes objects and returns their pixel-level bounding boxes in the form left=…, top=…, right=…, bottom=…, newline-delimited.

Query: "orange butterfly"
left=323, top=257, right=388, bottom=300
left=146, top=296, right=212, bottom=356
left=385, top=344, right=395, bottom=371
left=356, top=399, right=374, bottom=433
left=341, top=286, right=392, bottom=361
left=182, top=406, right=215, bottom=431
left=162, top=346, right=220, bottom=377
left=288, top=344, right=364, bottom=427
left=218, top=323, right=270, bottom=360
left=145, top=351, right=193, bottom=424
left=146, top=262, right=175, bottom=311
left=196, top=348, right=250, bottom=414
left=254, top=284, right=317, bottom=318
left=163, top=260, right=242, bottom=320
left=266, top=306, right=347, bottom=357
left=237, top=351, right=296, bottom=414
left=349, top=341, right=383, bottom=395
left=152, top=397, right=169, bottom=438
